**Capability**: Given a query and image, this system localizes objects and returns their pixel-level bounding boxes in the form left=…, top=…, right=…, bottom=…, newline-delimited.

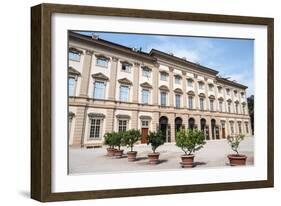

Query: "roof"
left=216, top=77, right=248, bottom=89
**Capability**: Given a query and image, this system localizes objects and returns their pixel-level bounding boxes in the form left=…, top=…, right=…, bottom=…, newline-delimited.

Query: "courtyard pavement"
left=69, top=136, right=254, bottom=174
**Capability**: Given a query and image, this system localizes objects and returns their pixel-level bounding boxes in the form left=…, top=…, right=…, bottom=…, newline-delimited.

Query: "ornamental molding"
left=174, top=88, right=183, bottom=94
left=88, top=113, right=105, bottom=118
left=118, top=78, right=133, bottom=85
left=140, top=82, right=153, bottom=89
left=91, top=73, right=109, bottom=81
left=68, top=66, right=81, bottom=76
left=159, top=85, right=170, bottom=92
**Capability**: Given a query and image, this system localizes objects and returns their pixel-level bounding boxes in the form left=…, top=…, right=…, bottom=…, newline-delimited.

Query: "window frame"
left=160, top=91, right=167, bottom=106
left=119, top=85, right=130, bottom=102
left=96, top=56, right=109, bottom=68
left=175, top=94, right=181, bottom=108
left=93, top=80, right=106, bottom=99
left=141, top=89, right=150, bottom=104
left=89, top=118, right=103, bottom=139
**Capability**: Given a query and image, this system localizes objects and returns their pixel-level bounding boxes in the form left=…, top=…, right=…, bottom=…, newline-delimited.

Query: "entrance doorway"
left=141, top=128, right=149, bottom=143
left=211, top=119, right=216, bottom=139
left=200, top=118, right=207, bottom=139
left=175, top=117, right=183, bottom=132
left=159, top=116, right=169, bottom=142
left=188, top=118, right=195, bottom=130
left=221, top=121, right=226, bottom=138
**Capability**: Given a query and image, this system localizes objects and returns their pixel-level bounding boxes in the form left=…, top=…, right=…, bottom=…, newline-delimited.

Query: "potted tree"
left=175, top=129, right=206, bottom=168
left=123, top=129, right=141, bottom=161
left=227, top=134, right=247, bottom=166
left=112, top=131, right=125, bottom=158
left=147, top=130, right=165, bottom=164
left=103, top=132, right=116, bottom=156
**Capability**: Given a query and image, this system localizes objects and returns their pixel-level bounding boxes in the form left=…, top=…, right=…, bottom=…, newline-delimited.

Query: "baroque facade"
left=68, top=32, right=252, bottom=147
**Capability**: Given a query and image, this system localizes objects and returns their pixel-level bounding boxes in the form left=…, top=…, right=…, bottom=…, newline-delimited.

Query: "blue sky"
left=77, top=31, right=254, bottom=96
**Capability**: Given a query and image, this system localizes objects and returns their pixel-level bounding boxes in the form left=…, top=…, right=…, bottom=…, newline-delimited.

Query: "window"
left=188, top=96, right=193, bottom=109
left=68, top=77, right=75, bottom=96
left=234, top=91, right=237, bottom=97
left=199, top=82, right=204, bottom=90
left=93, top=81, right=105, bottom=99
left=210, top=99, right=214, bottom=111
left=241, top=92, right=245, bottom=98
left=218, top=87, right=222, bottom=93
left=160, top=92, right=167, bottom=106
left=187, top=79, right=193, bottom=87
left=200, top=97, right=204, bottom=111
left=228, top=102, right=231, bottom=113
left=175, top=76, right=181, bottom=84
left=96, top=57, right=108, bottom=67
left=69, top=51, right=80, bottom=61
left=209, top=84, right=214, bottom=91
left=118, top=120, right=128, bottom=132
left=89, top=119, right=102, bottom=139
left=160, top=73, right=167, bottom=81
left=175, top=94, right=181, bottom=108
left=242, top=104, right=246, bottom=114
left=142, top=120, right=149, bottom=127
left=121, top=63, right=131, bottom=73
left=235, top=103, right=239, bottom=114
left=230, top=122, right=234, bottom=135
left=141, top=89, right=149, bottom=104
left=226, top=88, right=230, bottom=95
left=142, top=67, right=151, bottom=78
left=219, top=101, right=223, bottom=112
left=120, top=85, right=129, bottom=101
left=245, top=122, right=249, bottom=133
left=238, top=122, right=242, bottom=134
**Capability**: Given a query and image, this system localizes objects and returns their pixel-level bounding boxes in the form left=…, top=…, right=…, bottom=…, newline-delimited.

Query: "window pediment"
left=142, top=66, right=152, bottom=71
left=116, top=114, right=131, bottom=119
left=159, top=85, right=169, bottom=92
left=69, top=47, right=83, bottom=54
left=69, top=66, right=81, bottom=76
left=174, top=74, right=182, bottom=79
left=88, top=113, right=105, bottom=118
left=227, top=98, right=232, bottom=102
left=120, top=61, right=133, bottom=66
left=199, top=93, right=206, bottom=98
left=159, top=70, right=169, bottom=75
left=209, top=95, right=216, bottom=100
left=95, top=54, right=110, bottom=60
left=92, top=72, right=109, bottom=81
left=139, top=115, right=152, bottom=120
left=187, top=90, right=195, bottom=96
left=118, top=78, right=133, bottom=85
left=140, top=82, right=153, bottom=89
left=174, top=88, right=183, bottom=94
left=218, top=97, right=224, bottom=101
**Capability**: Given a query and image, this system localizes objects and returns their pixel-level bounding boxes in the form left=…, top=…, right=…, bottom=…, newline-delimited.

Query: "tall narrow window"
left=199, top=82, right=204, bottom=89
left=69, top=51, right=80, bottom=61
left=141, top=89, right=149, bottom=104
left=210, top=99, right=214, bottom=111
left=235, top=103, right=239, bottom=114
left=160, top=92, right=167, bottom=106
left=230, top=122, right=234, bottom=134
left=209, top=84, right=214, bottom=91
left=245, top=122, right=249, bottom=133
left=234, top=90, right=237, bottom=97
left=188, top=96, right=193, bottom=109
left=219, top=101, right=223, bottom=112
left=218, top=87, right=222, bottom=93
left=238, top=122, right=242, bottom=134
left=175, top=76, right=181, bottom=84
left=160, top=73, right=167, bottom=81
left=121, top=62, right=131, bottom=73
left=68, top=77, right=75, bottom=96
left=96, top=57, right=108, bottom=67
left=118, top=120, right=128, bottom=132
left=93, top=81, right=105, bottom=99
left=187, top=79, right=193, bottom=87
left=242, top=104, right=246, bottom=114
left=175, top=94, right=181, bottom=108
left=226, top=88, right=230, bottom=95
left=89, top=119, right=102, bottom=139
left=228, top=102, right=231, bottom=113
left=200, top=98, right=204, bottom=111
left=142, top=67, right=151, bottom=78
left=119, top=85, right=129, bottom=101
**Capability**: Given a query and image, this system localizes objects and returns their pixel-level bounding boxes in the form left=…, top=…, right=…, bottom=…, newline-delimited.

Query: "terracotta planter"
left=180, top=154, right=195, bottom=168
left=227, top=154, right=247, bottom=166
left=106, top=148, right=116, bottom=157
left=148, top=152, right=160, bottom=165
left=127, top=151, right=137, bottom=162
left=114, top=149, right=124, bottom=158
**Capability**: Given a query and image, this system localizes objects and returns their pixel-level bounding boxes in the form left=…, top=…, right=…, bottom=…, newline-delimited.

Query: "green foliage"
left=103, top=132, right=116, bottom=149
left=147, top=130, right=165, bottom=153
left=123, top=129, right=141, bottom=152
left=227, top=134, right=245, bottom=155
left=175, top=129, right=206, bottom=155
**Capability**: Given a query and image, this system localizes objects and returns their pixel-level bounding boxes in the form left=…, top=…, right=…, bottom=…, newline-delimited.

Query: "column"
left=204, top=78, right=209, bottom=110
left=225, top=118, right=230, bottom=137
left=194, top=78, right=199, bottom=110
left=205, top=116, right=211, bottom=140
left=168, top=113, right=175, bottom=142
left=131, top=110, right=139, bottom=129
left=151, top=112, right=160, bottom=131
left=79, top=50, right=93, bottom=97
left=108, top=57, right=119, bottom=100
left=132, top=63, right=140, bottom=103
left=169, top=68, right=174, bottom=107
left=182, top=71, right=187, bottom=108
left=72, top=106, right=87, bottom=147
left=105, top=108, right=115, bottom=133
left=152, top=66, right=159, bottom=105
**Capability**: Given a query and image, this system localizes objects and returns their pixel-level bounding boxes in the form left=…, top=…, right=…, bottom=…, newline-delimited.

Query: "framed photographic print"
left=31, top=3, right=274, bottom=202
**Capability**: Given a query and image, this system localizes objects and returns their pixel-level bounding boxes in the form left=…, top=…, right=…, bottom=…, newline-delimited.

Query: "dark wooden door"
left=141, top=128, right=149, bottom=144
left=222, top=128, right=225, bottom=138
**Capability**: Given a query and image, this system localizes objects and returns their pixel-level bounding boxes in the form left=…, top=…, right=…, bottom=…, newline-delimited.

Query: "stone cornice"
left=159, top=85, right=170, bottom=92
left=91, top=72, right=109, bottom=81
left=118, top=78, right=133, bottom=85
left=68, top=66, right=81, bottom=76
left=140, top=82, right=153, bottom=89
left=88, top=113, right=105, bottom=118
left=174, top=88, right=183, bottom=94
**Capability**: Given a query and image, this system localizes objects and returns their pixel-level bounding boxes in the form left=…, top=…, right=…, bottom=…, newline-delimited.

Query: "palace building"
left=68, top=32, right=252, bottom=147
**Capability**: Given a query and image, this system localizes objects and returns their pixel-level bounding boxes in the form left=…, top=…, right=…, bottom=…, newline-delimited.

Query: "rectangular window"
left=96, top=57, right=108, bottom=67
left=68, top=77, right=75, bottom=96
left=219, top=101, right=223, bottom=112
left=175, top=94, right=181, bottom=108
left=141, top=89, right=149, bottom=104
left=175, top=77, right=181, bottom=84
left=93, top=81, right=105, bottom=99
left=119, top=85, right=129, bottom=101
left=121, top=63, right=131, bottom=73
left=142, top=68, right=151, bottom=78
left=245, top=122, right=249, bottom=133
left=218, top=87, right=222, bottom=93
left=241, top=92, right=245, bottom=98
left=199, top=82, right=204, bottom=89
left=226, top=89, right=230, bottom=95
left=234, top=91, right=237, bottom=97
left=89, top=119, right=101, bottom=138
left=188, top=96, right=193, bottom=109
left=210, top=99, right=214, bottom=111
left=228, top=102, right=231, bottom=113
left=235, top=103, right=239, bottom=114
left=142, top=120, right=149, bottom=127
left=209, top=85, right=213, bottom=91
left=238, top=122, right=242, bottom=134
left=230, top=122, right=234, bottom=135
left=187, top=79, right=193, bottom=87
left=118, top=120, right=127, bottom=132
left=69, top=51, right=80, bottom=61
left=200, top=98, right=204, bottom=111
left=242, top=105, right=246, bottom=114
left=160, top=73, right=167, bottom=81
left=160, top=92, right=167, bottom=106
